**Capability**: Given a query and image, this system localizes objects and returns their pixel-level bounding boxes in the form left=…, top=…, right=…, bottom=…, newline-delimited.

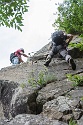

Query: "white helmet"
left=20, top=48, right=24, bottom=53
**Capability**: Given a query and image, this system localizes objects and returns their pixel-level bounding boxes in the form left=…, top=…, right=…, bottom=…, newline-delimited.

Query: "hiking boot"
left=69, top=58, right=76, bottom=70
left=44, top=55, right=52, bottom=67
left=44, top=62, right=49, bottom=67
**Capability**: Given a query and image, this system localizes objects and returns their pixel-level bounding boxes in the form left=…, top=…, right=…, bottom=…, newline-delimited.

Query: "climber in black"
left=44, top=30, right=76, bottom=70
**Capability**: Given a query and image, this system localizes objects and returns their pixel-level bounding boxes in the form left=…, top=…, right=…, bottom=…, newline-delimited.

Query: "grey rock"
left=0, top=35, right=83, bottom=125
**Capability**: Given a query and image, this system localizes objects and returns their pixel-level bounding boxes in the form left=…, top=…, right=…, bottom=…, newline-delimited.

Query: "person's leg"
left=59, top=49, right=76, bottom=70
left=66, top=55, right=76, bottom=70
left=44, top=46, right=57, bottom=66
left=44, top=52, right=53, bottom=67
left=12, top=57, right=20, bottom=65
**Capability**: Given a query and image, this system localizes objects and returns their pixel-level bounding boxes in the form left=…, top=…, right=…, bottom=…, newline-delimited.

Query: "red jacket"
left=14, top=49, right=23, bottom=58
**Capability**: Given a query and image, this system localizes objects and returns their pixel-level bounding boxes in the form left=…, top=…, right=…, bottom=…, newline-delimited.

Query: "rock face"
left=0, top=36, right=83, bottom=125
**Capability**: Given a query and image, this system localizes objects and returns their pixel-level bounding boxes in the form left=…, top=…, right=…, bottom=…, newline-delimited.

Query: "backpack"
left=10, top=52, right=16, bottom=62
left=51, top=31, right=64, bottom=39
left=51, top=31, right=65, bottom=45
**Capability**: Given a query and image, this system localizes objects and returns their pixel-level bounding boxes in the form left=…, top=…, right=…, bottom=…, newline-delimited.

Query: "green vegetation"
left=0, top=0, right=29, bottom=31
left=53, top=0, right=83, bottom=34
left=1, top=0, right=83, bottom=35
left=68, top=40, right=83, bottom=51
left=20, top=83, right=26, bottom=88
left=67, top=74, right=83, bottom=87
left=69, top=119, right=77, bottom=125
left=28, top=70, right=57, bottom=87
left=80, top=97, right=83, bottom=101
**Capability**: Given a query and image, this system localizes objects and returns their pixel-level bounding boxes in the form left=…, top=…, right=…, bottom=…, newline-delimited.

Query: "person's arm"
left=66, top=34, right=73, bottom=46
left=22, top=53, right=28, bottom=57
left=20, top=52, right=28, bottom=58
left=19, top=57, right=24, bottom=63
left=19, top=52, right=28, bottom=63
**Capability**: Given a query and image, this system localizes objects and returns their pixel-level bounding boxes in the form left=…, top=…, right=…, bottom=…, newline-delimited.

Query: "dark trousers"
left=45, top=45, right=72, bottom=65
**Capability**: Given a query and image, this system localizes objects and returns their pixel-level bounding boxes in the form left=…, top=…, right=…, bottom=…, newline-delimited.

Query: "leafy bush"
left=67, top=74, right=83, bottom=87
left=53, top=0, right=83, bottom=34
left=69, top=119, right=77, bottom=125
left=28, top=70, right=57, bottom=87
left=0, top=0, right=29, bottom=31
left=68, top=40, right=83, bottom=51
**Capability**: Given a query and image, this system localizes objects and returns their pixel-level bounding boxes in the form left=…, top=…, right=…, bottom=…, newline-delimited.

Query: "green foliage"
left=53, top=0, right=83, bottom=34
left=69, top=119, right=77, bottom=125
left=28, top=70, right=57, bottom=87
left=20, top=83, right=26, bottom=88
left=0, top=0, right=29, bottom=31
left=67, top=74, right=83, bottom=87
left=80, top=97, right=83, bottom=101
left=68, top=40, right=83, bottom=51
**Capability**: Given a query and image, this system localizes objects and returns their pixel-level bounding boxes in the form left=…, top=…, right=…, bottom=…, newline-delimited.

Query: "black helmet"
left=20, top=48, right=24, bottom=53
